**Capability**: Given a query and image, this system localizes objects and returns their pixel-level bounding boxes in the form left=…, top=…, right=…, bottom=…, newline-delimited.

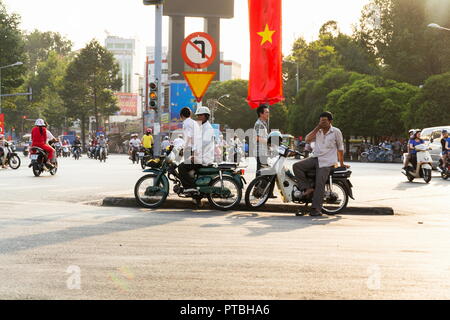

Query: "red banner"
left=0, top=113, right=4, bottom=135
left=247, top=0, right=284, bottom=109
left=114, top=93, right=138, bottom=116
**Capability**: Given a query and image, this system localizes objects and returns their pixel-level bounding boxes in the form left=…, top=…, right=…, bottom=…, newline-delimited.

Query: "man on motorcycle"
left=97, top=134, right=108, bottom=158
left=31, top=119, right=55, bottom=168
left=180, top=107, right=196, bottom=160
left=129, top=134, right=141, bottom=160
left=141, top=129, right=154, bottom=158
left=403, top=129, right=416, bottom=169
left=292, top=112, right=348, bottom=216
left=0, top=134, right=7, bottom=168
left=72, top=135, right=82, bottom=157
left=178, top=106, right=215, bottom=194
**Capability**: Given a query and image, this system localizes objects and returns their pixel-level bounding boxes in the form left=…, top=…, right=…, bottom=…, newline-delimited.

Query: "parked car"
left=420, top=126, right=450, bottom=169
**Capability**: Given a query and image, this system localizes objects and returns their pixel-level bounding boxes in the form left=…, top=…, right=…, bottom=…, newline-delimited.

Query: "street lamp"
left=209, top=94, right=231, bottom=124
left=0, top=61, right=23, bottom=114
left=427, top=23, right=450, bottom=31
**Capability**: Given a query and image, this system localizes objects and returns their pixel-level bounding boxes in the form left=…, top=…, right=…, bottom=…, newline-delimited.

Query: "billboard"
left=163, top=0, right=234, bottom=18
left=114, top=93, right=138, bottom=116
left=0, top=113, right=4, bottom=135
left=169, top=82, right=197, bottom=131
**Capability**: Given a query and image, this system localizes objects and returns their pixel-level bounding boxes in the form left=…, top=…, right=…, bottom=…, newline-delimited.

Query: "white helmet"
left=35, top=119, right=45, bottom=126
left=195, top=106, right=211, bottom=116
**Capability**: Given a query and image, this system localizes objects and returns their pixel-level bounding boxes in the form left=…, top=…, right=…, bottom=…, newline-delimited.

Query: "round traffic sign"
left=182, top=32, right=217, bottom=69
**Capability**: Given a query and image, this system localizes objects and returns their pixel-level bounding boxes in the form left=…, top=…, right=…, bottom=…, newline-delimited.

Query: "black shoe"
left=310, top=209, right=323, bottom=217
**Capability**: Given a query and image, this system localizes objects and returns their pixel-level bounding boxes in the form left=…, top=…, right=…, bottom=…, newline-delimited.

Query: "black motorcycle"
left=29, top=147, right=58, bottom=177
left=140, top=147, right=153, bottom=169
left=72, top=145, right=82, bottom=160
left=1, top=141, right=21, bottom=170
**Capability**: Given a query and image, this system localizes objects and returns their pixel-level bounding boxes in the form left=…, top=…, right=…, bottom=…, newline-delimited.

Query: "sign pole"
left=154, top=3, right=163, bottom=156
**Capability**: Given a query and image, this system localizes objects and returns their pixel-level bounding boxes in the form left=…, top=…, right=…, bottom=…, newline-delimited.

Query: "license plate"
left=30, top=154, right=38, bottom=160
left=138, top=152, right=145, bottom=157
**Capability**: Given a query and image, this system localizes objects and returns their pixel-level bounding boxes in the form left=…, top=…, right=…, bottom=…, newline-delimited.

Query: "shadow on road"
left=0, top=206, right=341, bottom=255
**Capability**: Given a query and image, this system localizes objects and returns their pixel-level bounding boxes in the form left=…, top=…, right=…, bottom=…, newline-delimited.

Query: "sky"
left=3, top=0, right=370, bottom=79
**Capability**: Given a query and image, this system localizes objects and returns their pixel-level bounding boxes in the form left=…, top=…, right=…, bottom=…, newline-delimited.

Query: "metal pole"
left=296, top=63, right=299, bottom=94
left=153, top=3, right=163, bottom=156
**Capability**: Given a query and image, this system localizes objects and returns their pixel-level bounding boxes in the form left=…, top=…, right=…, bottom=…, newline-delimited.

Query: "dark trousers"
left=178, top=162, right=202, bottom=189
left=293, top=157, right=332, bottom=210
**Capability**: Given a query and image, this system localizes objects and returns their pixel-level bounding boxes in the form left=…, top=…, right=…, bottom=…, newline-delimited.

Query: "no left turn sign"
left=182, top=32, right=217, bottom=69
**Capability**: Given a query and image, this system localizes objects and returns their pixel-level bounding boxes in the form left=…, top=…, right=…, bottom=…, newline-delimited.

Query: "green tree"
left=61, top=40, right=122, bottom=147
left=355, top=0, right=450, bottom=85
left=24, top=30, right=73, bottom=73
left=407, top=72, right=450, bottom=128
left=0, top=1, right=26, bottom=122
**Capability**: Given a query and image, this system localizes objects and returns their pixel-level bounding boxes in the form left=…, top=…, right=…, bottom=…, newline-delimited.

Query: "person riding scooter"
left=31, top=119, right=55, bottom=168
left=409, top=130, right=425, bottom=169
left=177, top=106, right=215, bottom=194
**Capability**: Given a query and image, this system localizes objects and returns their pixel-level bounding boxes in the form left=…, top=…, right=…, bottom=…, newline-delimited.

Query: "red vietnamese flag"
left=247, top=0, right=283, bottom=109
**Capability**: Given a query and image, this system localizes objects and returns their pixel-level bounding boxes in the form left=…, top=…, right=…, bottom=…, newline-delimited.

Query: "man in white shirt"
left=129, top=134, right=141, bottom=160
left=293, top=111, right=349, bottom=216
left=178, top=106, right=215, bottom=193
left=173, top=135, right=185, bottom=149
left=180, top=107, right=196, bottom=160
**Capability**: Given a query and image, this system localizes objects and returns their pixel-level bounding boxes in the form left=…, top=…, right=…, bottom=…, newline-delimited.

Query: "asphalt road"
left=0, top=154, right=449, bottom=299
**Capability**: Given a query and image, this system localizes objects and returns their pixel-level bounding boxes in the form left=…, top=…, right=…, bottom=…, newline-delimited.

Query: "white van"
left=420, top=126, right=450, bottom=169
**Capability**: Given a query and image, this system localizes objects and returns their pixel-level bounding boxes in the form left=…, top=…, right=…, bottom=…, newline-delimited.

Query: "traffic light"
left=149, top=82, right=158, bottom=110
left=143, top=0, right=164, bottom=5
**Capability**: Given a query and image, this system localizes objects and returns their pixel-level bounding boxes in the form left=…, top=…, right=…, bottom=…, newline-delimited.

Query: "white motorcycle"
left=401, top=144, right=433, bottom=183
left=245, top=145, right=354, bottom=215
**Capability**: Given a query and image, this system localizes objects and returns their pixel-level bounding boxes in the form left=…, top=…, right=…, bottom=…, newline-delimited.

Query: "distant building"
left=220, top=52, right=242, bottom=81
left=105, top=36, right=143, bottom=124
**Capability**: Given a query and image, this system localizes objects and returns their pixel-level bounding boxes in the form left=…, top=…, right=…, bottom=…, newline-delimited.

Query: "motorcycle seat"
left=30, top=147, right=47, bottom=154
left=218, top=163, right=237, bottom=170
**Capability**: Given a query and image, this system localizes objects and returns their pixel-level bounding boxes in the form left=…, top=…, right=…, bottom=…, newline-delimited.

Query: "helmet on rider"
left=195, top=106, right=211, bottom=116
left=442, top=129, right=448, bottom=135
left=146, top=128, right=152, bottom=134
left=35, top=119, right=45, bottom=127
left=164, top=136, right=169, bottom=140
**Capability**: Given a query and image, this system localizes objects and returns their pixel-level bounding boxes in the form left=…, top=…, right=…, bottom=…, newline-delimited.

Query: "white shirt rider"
left=193, top=120, right=215, bottom=166
left=129, top=138, right=141, bottom=148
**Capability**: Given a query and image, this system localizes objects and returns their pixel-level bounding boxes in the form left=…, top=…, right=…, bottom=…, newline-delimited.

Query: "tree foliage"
left=24, top=29, right=73, bottom=73
left=0, top=1, right=26, bottom=107
left=355, top=0, right=450, bottom=85
left=61, top=40, right=122, bottom=145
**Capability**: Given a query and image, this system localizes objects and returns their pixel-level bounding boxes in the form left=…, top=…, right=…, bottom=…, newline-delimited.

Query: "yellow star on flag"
left=257, top=24, right=276, bottom=45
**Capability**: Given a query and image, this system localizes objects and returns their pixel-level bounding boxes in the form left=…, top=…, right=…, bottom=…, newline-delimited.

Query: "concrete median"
left=100, top=196, right=394, bottom=215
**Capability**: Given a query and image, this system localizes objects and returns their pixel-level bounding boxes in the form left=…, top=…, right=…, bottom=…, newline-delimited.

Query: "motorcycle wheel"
left=32, top=164, right=42, bottom=177
left=141, top=158, right=146, bottom=170
left=367, top=153, right=377, bottom=162
left=207, top=176, right=242, bottom=211
left=423, top=168, right=432, bottom=184
left=134, top=173, right=169, bottom=209
left=8, top=154, right=21, bottom=170
left=245, top=175, right=274, bottom=209
left=441, top=171, right=449, bottom=180
left=321, top=181, right=349, bottom=215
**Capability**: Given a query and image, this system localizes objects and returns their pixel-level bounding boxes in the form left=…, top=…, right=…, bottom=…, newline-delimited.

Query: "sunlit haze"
left=3, top=0, right=370, bottom=79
